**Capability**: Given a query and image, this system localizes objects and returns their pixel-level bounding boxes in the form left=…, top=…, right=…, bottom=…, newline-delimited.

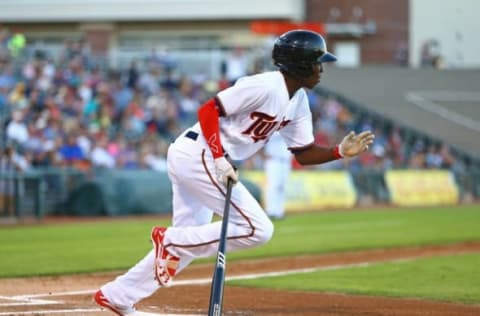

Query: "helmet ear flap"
left=272, top=51, right=314, bottom=78
left=295, top=62, right=315, bottom=77
left=285, top=62, right=315, bottom=78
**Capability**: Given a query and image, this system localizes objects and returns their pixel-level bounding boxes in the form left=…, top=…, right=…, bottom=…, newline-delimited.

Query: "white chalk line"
left=10, top=290, right=95, bottom=299
left=0, top=250, right=476, bottom=315
left=0, top=308, right=101, bottom=315
left=0, top=309, right=196, bottom=316
left=405, top=91, right=480, bottom=132
left=0, top=295, right=62, bottom=306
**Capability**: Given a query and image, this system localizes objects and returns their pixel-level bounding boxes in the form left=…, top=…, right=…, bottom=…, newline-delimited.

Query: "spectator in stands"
left=127, top=60, right=140, bottom=89
left=8, top=82, right=28, bottom=110
left=387, top=126, right=405, bottom=167
left=112, top=76, right=134, bottom=117
left=23, top=124, right=44, bottom=157
left=1, top=145, right=31, bottom=172
left=7, top=32, right=26, bottom=57
left=115, top=138, right=139, bottom=169
left=357, top=144, right=377, bottom=169
left=0, top=28, right=10, bottom=51
left=138, top=66, right=160, bottom=96
left=75, top=124, right=92, bottom=157
left=90, top=135, right=116, bottom=169
left=408, top=141, right=426, bottom=169
left=58, top=133, right=85, bottom=165
left=420, top=39, right=443, bottom=69
left=120, top=98, right=146, bottom=140
left=425, top=144, right=443, bottom=168
left=6, top=110, right=29, bottom=147
left=439, top=144, right=456, bottom=169
left=371, top=144, right=392, bottom=170
left=141, top=139, right=168, bottom=172
left=33, top=139, right=60, bottom=167
left=224, top=46, right=248, bottom=85
left=0, top=64, right=16, bottom=94
left=177, top=76, right=200, bottom=117
left=0, top=84, right=7, bottom=110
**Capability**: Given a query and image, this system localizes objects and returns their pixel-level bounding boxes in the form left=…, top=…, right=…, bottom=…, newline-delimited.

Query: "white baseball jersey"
left=189, top=71, right=314, bottom=160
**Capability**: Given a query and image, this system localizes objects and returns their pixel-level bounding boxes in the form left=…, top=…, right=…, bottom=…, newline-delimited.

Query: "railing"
left=0, top=168, right=86, bottom=219
left=1, top=167, right=478, bottom=222
left=454, top=169, right=480, bottom=202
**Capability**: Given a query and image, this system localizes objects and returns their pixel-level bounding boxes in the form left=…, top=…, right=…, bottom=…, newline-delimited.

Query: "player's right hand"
left=214, top=157, right=238, bottom=186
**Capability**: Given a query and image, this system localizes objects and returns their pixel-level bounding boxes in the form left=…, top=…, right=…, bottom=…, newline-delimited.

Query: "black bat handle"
left=208, top=178, right=234, bottom=316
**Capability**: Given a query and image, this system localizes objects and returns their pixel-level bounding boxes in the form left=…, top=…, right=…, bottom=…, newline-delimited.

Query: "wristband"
left=333, top=144, right=343, bottom=159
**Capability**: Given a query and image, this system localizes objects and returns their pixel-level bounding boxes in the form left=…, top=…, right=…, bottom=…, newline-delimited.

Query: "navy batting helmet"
left=272, top=29, right=337, bottom=78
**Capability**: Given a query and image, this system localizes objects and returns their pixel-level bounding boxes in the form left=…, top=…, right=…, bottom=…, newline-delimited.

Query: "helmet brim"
left=318, top=52, right=337, bottom=63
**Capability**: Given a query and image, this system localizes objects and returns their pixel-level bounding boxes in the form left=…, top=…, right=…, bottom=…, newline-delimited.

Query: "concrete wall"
left=0, top=0, right=304, bottom=22
left=410, top=0, right=480, bottom=68
left=306, top=0, right=409, bottom=65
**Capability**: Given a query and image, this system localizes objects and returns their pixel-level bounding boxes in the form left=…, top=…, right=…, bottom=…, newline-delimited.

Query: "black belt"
left=185, top=131, right=199, bottom=141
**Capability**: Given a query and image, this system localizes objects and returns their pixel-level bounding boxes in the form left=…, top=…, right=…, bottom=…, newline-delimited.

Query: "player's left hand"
left=214, top=156, right=239, bottom=186
left=339, top=131, right=375, bottom=157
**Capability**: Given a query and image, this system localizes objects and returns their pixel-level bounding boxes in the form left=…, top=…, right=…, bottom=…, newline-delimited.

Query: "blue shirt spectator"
left=59, top=134, right=84, bottom=163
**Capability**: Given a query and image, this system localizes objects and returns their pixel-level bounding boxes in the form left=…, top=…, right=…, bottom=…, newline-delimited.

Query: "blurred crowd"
left=0, top=34, right=216, bottom=173
left=0, top=32, right=465, bottom=175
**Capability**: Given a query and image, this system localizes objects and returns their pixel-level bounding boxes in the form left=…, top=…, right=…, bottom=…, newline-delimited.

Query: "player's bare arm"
left=294, top=130, right=375, bottom=165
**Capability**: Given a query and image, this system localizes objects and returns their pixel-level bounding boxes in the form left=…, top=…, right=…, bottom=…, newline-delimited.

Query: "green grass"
left=229, top=204, right=480, bottom=260
left=0, top=219, right=170, bottom=277
left=0, top=205, right=479, bottom=278
left=230, top=253, right=480, bottom=304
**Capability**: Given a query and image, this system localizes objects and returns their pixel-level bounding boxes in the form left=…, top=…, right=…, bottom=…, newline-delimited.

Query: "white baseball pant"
left=101, top=130, right=274, bottom=307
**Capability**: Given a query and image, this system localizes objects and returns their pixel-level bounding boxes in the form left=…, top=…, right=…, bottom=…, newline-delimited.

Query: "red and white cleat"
left=93, top=289, right=136, bottom=316
left=151, top=226, right=180, bottom=287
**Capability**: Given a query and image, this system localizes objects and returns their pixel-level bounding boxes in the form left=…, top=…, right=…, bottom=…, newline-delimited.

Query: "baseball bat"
left=208, top=178, right=234, bottom=316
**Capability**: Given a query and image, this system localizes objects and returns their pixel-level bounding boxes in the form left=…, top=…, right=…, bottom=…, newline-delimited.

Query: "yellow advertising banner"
left=385, top=170, right=459, bottom=206
left=242, top=171, right=357, bottom=212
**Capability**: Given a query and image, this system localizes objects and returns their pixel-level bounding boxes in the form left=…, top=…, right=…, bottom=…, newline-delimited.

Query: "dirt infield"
left=1, top=242, right=480, bottom=315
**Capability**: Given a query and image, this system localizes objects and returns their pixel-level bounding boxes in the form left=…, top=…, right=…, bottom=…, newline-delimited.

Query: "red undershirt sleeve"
left=198, top=97, right=225, bottom=159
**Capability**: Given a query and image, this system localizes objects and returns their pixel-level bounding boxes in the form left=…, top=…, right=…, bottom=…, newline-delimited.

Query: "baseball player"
left=264, top=131, right=292, bottom=220
left=94, top=29, right=375, bottom=315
